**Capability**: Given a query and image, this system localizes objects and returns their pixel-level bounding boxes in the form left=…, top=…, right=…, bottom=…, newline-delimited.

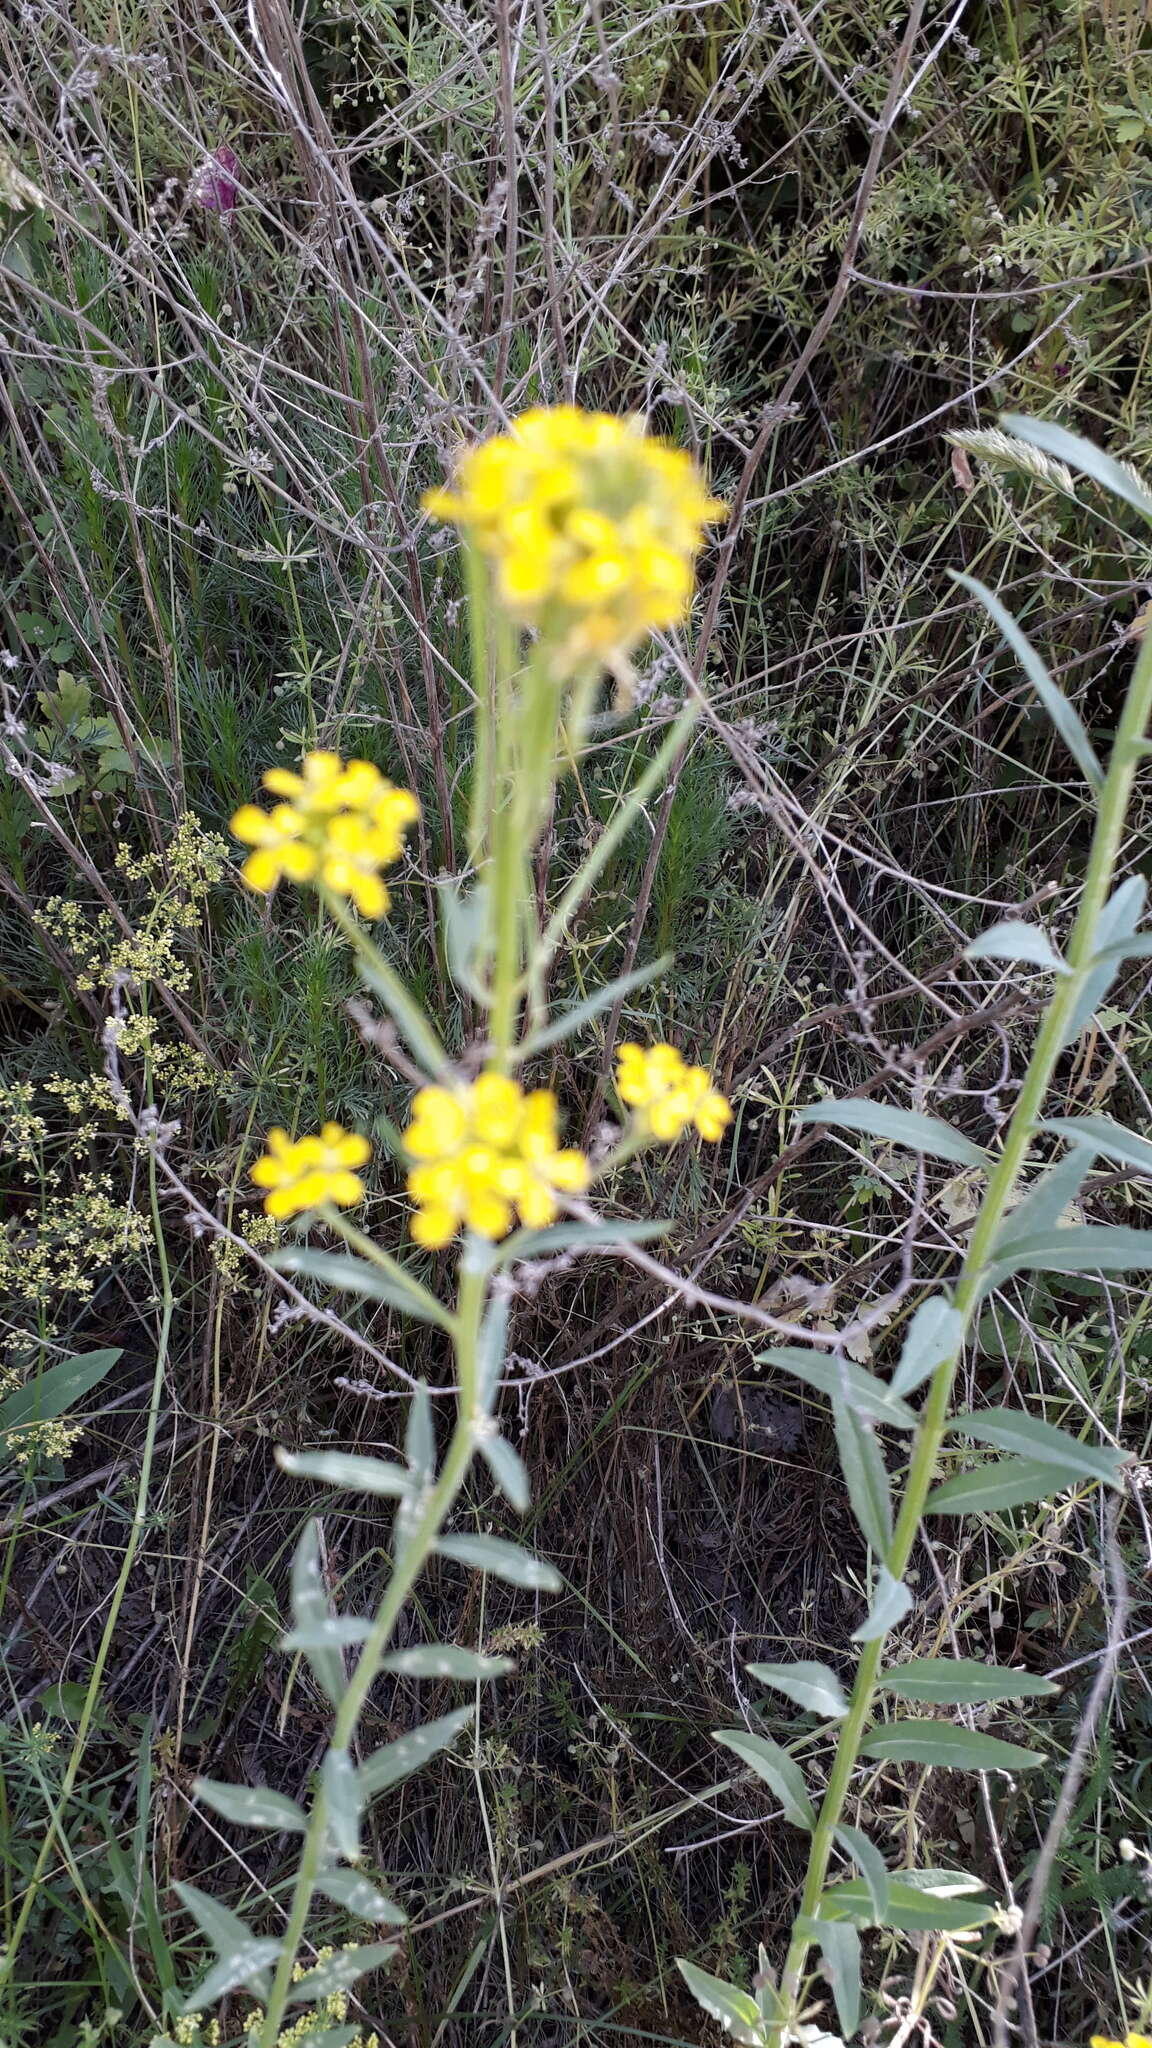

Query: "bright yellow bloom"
left=403, top=1072, right=590, bottom=1248
left=251, top=1122, right=371, bottom=1219
left=1091, top=2035, right=1152, bottom=2047
left=423, top=407, right=725, bottom=673
left=231, top=750, right=419, bottom=917
left=616, top=1042, right=732, bottom=1142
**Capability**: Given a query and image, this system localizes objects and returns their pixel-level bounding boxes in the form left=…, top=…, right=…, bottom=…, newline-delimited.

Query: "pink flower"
left=193, top=144, right=240, bottom=214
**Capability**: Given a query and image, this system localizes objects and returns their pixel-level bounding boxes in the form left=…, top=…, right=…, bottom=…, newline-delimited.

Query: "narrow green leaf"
left=926, top=1455, right=1087, bottom=1514
left=712, top=1729, right=815, bottom=1830
left=821, top=1872, right=995, bottom=1931
left=951, top=1406, right=1128, bottom=1486
left=321, top=1746, right=361, bottom=1864
left=283, top=1618, right=374, bottom=1651
left=192, top=1778, right=305, bottom=1832
left=489, top=1217, right=668, bottom=1265
left=862, top=1721, right=1045, bottom=1769
left=381, top=1645, right=513, bottom=1680
left=314, top=1868, right=407, bottom=1923
left=951, top=570, right=1104, bottom=790
left=478, top=1431, right=531, bottom=1512
left=756, top=1347, right=917, bottom=1427
left=521, top=954, right=675, bottom=1055
left=272, top=1248, right=452, bottom=1330
left=357, top=951, right=452, bottom=1080
left=1000, top=412, right=1152, bottom=527
left=286, top=1941, right=397, bottom=2003
left=436, top=1533, right=561, bottom=1590
left=995, top=1150, right=1091, bottom=1255
left=985, top=1223, right=1152, bottom=1289
left=834, top=1401, right=893, bottom=1555
left=476, top=1292, right=508, bottom=1411
left=965, top=919, right=1066, bottom=970
left=878, top=1658, right=1058, bottom=1705
left=795, top=1098, right=988, bottom=1166
left=833, top=1825, right=890, bottom=1923
left=291, top=1519, right=347, bottom=1709
left=891, top=1297, right=962, bottom=1397
left=358, top=1707, right=474, bottom=1799
left=851, top=1568, right=913, bottom=1642
left=0, top=1347, right=121, bottom=1440
left=797, top=1916, right=860, bottom=2039
left=746, top=1660, right=849, bottom=1719
left=277, top=1449, right=411, bottom=1498
left=676, top=1960, right=765, bottom=2046
left=173, top=1880, right=255, bottom=1960
left=1060, top=875, right=1146, bottom=1047
left=1039, top=1113, right=1152, bottom=1176
left=405, top=1379, right=434, bottom=1485
left=182, top=1940, right=282, bottom=2011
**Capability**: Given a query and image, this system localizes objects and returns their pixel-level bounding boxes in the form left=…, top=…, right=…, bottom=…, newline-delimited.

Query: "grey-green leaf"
left=381, top=1645, right=513, bottom=1680
left=1039, top=1113, right=1152, bottom=1176
left=478, top=1432, right=531, bottom=1513
left=283, top=1618, right=374, bottom=1650
left=756, top=1346, right=916, bottom=1427
left=192, top=1778, right=306, bottom=1832
left=993, top=1148, right=1091, bottom=1251
left=952, top=569, right=1103, bottom=790
left=926, top=1455, right=1087, bottom=1514
left=271, top=1248, right=451, bottom=1329
left=985, top=1223, right=1152, bottom=1289
left=405, top=1380, right=434, bottom=1485
left=851, top=1567, right=913, bottom=1642
left=951, top=1406, right=1128, bottom=1486
left=490, top=1217, right=668, bottom=1265
left=712, top=1729, right=815, bottom=1830
left=1000, top=412, right=1152, bottom=527
left=878, top=1658, right=1058, bottom=1705
left=834, top=1400, right=893, bottom=1555
left=476, top=1292, right=508, bottom=1412
left=965, top=919, right=1066, bottom=970
left=861, top=1721, right=1045, bottom=1769
left=676, top=1960, right=765, bottom=2046
left=436, top=1533, right=561, bottom=1590
left=358, top=1706, right=474, bottom=1798
left=795, top=1097, right=988, bottom=1166
left=891, top=1297, right=962, bottom=1397
left=833, top=1825, right=890, bottom=1923
left=183, top=1939, right=282, bottom=2011
left=173, top=1879, right=255, bottom=1960
left=802, top=1917, right=860, bottom=2039
left=521, top=954, right=675, bottom=1055
left=314, top=1868, right=407, bottom=1924
left=747, top=1660, right=849, bottom=1719
left=277, top=1449, right=411, bottom=1498
left=291, top=1519, right=346, bottom=1708
left=286, top=1941, right=397, bottom=2003
left=821, top=1872, right=995, bottom=1931
left=1059, top=875, right=1147, bottom=1047
left=321, top=1746, right=361, bottom=1864
left=0, top=1347, right=121, bottom=1443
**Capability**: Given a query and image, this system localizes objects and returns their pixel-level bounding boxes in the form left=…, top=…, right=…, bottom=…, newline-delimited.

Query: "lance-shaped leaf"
left=286, top=1941, right=397, bottom=2003
left=436, top=1532, right=561, bottom=1590
left=278, top=1448, right=411, bottom=1498
left=756, top=1346, right=916, bottom=1427
left=797, top=1916, right=860, bottom=2040
left=272, top=1247, right=453, bottom=1329
left=926, top=1455, right=1087, bottom=1514
left=192, top=1778, right=306, bottom=1832
left=852, top=1567, right=912, bottom=1643
left=1059, top=874, right=1147, bottom=1047
left=315, top=1868, right=407, bottom=1923
left=950, top=1407, right=1128, bottom=1486
left=834, top=1401, right=893, bottom=1555
left=476, top=1290, right=508, bottom=1413
left=321, top=1746, right=362, bottom=1864
left=520, top=955, right=675, bottom=1055
left=966, top=920, right=1066, bottom=971
left=891, top=1295, right=963, bottom=1397
left=478, top=1431, right=531, bottom=1512
left=1000, top=412, right=1152, bottom=527
left=488, top=1217, right=668, bottom=1265
left=833, top=1825, right=890, bottom=1923
left=182, top=1939, right=283, bottom=2011
left=821, top=1872, right=995, bottom=1931
left=382, top=1645, right=513, bottom=1680
left=1040, top=1113, right=1152, bottom=1176
left=358, top=1706, right=475, bottom=1799
left=747, top=1660, right=849, bottom=1719
left=290, top=1519, right=347, bottom=1708
left=712, top=1729, right=815, bottom=1829
left=862, top=1721, right=1045, bottom=1769
left=952, top=569, right=1103, bottom=790
left=676, top=1961, right=766, bottom=2046
left=984, top=1223, right=1152, bottom=1291
left=283, top=1617, right=374, bottom=1651
left=174, top=1880, right=260, bottom=1962
left=405, top=1379, right=434, bottom=1485
left=795, top=1098, right=989, bottom=1166
left=878, top=1658, right=1058, bottom=1705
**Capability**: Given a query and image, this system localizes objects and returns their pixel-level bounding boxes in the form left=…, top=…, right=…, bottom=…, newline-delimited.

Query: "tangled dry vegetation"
left=1, top=1, right=1152, bottom=2044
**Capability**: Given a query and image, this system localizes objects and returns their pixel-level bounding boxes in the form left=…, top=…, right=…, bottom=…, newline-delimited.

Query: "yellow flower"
left=423, top=406, right=725, bottom=672
left=251, top=1122, right=370, bottom=1219
left=403, top=1072, right=589, bottom=1248
left=1091, top=2036, right=1152, bottom=2047
left=231, top=750, right=419, bottom=917
left=616, top=1041, right=732, bottom=1142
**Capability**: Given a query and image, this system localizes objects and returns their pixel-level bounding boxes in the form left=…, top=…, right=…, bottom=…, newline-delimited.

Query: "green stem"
left=257, top=1263, right=487, bottom=2048
left=773, top=621, right=1152, bottom=2032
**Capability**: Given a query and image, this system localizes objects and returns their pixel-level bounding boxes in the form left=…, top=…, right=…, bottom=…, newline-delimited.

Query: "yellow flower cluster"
left=1092, top=2035, right=1152, bottom=2047
left=616, top=1042, right=732, bottom=1142
left=403, top=1073, right=589, bottom=1247
left=423, top=406, right=725, bottom=671
left=251, top=1123, right=370, bottom=1219
left=231, top=751, right=419, bottom=919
